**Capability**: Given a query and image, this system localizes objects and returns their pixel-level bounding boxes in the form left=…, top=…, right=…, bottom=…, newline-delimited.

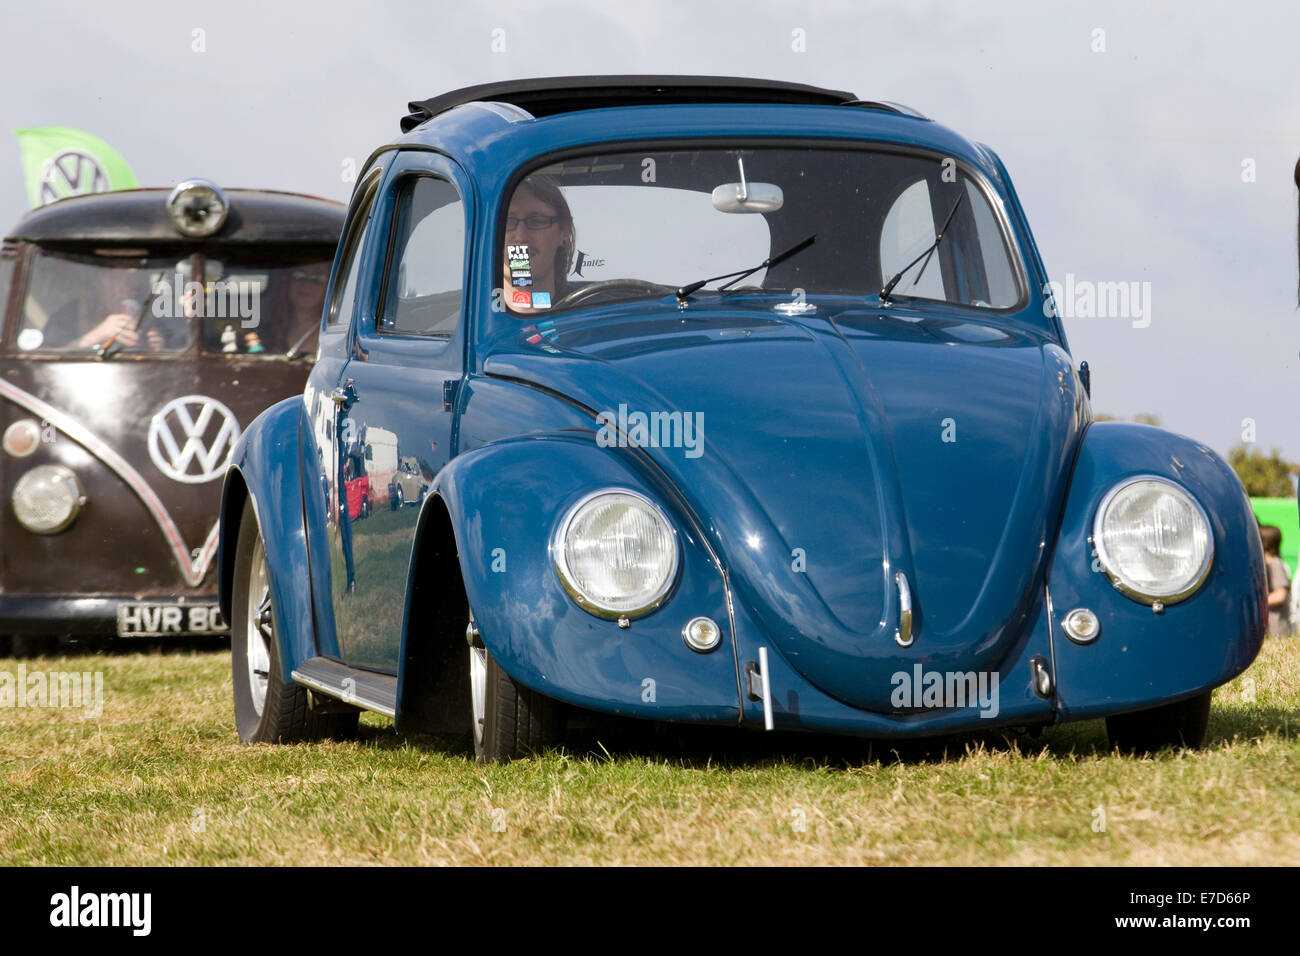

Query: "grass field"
left=1, top=639, right=1297, bottom=866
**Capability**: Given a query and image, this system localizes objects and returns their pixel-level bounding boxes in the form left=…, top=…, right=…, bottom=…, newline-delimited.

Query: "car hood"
left=482, top=306, right=1086, bottom=711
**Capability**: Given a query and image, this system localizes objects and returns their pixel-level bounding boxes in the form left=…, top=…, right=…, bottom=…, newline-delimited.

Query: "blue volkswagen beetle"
left=218, top=76, right=1267, bottom=761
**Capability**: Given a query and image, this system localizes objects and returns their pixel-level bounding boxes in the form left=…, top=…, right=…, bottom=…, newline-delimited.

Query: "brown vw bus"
left=0, top=181, right=344, bottom=653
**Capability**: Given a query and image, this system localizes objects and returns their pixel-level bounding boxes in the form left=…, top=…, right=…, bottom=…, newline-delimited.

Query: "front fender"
left=1047, top=423, right=1267, bottom=718
left=218, top=397, right=315, bottom=681
left=424, top=435, right=741, bottom=723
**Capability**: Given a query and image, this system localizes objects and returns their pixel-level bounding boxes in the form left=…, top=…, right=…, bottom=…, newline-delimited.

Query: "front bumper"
left=0, top=594, right=228, bottom=637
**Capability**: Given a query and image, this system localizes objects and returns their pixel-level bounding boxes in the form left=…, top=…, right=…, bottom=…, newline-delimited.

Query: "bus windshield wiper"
left=675, top=234, right=816, bottom=304
left=879, top=192, right=964, bottom=304
left=284, top=324, right=319, bottom=361
left=98, top=277, right=163, bottom=361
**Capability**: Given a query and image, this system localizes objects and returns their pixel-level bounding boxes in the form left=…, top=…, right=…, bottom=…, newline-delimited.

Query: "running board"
left=292, top=657, right=398, bottom=718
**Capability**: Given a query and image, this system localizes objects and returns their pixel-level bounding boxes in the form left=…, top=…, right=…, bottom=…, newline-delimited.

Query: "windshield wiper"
left=879, top=192, right=965, bottom=305
left=675, top=234, right=816, bottom=305
left=97, top=275, right=163, bottom=361
left=284, top=324, right=319, bottom=361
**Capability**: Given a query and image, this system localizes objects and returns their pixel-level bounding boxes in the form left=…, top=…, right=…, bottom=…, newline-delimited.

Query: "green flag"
left=14, top=126, right=138, bottom=208
left=1252, top=497, right=1299, bottom=576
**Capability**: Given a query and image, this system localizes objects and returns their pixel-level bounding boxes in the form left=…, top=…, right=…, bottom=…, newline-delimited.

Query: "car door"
left=303, top=167, right=383, bottom=661
left=325, top=153, right=471, bottom=672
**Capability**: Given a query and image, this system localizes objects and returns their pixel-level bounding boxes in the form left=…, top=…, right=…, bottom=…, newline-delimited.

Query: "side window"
left=879, top=179, right=947, bottom=301
left=327, top=191, right=376, bottom=329
left=381, top=177, right=464, bottom=337
left=0, top=247, right=16, bottom=339
left=964, top=179, right=1018, bottom=307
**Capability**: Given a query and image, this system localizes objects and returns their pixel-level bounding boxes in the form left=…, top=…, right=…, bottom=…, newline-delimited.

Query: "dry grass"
left=0, top=639, right=1296, bottom=865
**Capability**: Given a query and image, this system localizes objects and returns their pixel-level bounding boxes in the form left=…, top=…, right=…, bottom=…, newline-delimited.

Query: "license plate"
left=116, top=603, right=227, bottom=637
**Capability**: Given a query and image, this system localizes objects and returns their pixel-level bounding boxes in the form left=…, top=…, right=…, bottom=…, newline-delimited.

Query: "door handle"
left=894, top=571, right=913, bottom=647
left=331, top=379, right=358, bottom=410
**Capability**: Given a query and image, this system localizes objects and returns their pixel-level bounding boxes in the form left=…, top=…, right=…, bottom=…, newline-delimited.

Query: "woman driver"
left=503, top=174, right=575, bottom=313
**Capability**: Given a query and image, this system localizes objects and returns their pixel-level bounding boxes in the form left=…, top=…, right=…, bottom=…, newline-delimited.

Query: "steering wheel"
left=553, top=279, right=676, bottom=310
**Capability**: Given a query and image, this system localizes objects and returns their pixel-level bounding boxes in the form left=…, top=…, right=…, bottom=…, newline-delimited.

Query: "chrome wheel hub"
left=468, top=613, right=485, bottom=750
left=246, top=537, right=272, bottom=717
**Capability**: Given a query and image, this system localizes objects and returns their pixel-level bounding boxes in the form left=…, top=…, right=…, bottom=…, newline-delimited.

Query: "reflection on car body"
left=220, top=77, right=1267, bottom=761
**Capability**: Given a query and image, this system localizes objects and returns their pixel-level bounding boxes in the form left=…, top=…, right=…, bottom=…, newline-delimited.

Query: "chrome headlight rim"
left=11, top=464, right=86, bottom=534
left=551, top=488, right=681, bottom=620
left=1091, top=474, right=1215, bottom=606
left=166, top=178, right=229, bottom=237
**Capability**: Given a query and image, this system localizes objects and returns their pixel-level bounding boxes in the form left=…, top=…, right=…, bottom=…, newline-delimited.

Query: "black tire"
left=360, top=497, right=371, bottom=520
left=469, top=617, right=563, bottom=763
left=1106, top=691, right=1212, bottom=754
left=394, top=486, right=404, bottom=509
left=231, top=499, right=359, bottom=744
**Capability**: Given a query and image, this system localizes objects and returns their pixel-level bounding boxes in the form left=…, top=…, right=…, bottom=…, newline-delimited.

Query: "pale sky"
left=2, top=0, right=1297, bottom=466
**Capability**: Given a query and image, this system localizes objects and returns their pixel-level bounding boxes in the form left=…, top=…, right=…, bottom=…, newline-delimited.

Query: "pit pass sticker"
left=508, top=244, right=532, bottom=287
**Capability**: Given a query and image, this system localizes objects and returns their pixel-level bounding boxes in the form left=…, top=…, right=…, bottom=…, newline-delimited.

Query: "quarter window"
left=328, top=190, right=376, bottom=329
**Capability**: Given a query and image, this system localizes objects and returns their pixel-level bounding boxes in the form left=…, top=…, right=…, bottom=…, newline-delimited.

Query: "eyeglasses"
left=506, top=215, right=560, bottom=230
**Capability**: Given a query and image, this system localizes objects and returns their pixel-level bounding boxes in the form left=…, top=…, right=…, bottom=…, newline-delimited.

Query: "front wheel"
left=468, top=612, right=563, bottom=763
left=231, top=499, right=359, bottom=744
left=1106, top=691, right=1212, bottom=754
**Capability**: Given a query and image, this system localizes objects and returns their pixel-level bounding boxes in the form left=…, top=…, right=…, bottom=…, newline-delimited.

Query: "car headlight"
left=166, top=179, right=229, bottom=237
left=553, top=490, right=679, bottom=619
left=1092, top=475, right=1213, bottom=605
left=12, top=464, right=85, bottom=534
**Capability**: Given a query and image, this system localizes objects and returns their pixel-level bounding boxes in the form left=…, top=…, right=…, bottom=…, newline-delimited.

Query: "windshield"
left=496, top=146, right=1024, bottom=324
left=13, top=246, right=331, bottom=356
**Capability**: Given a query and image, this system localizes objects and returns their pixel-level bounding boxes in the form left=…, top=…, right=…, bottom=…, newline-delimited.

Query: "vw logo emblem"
left=38, top=150, right=110, bottom=205
left=147, top=396, right=241, bottom=484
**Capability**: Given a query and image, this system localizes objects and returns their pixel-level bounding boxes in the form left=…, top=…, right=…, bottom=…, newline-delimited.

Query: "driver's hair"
left=517, top=173, right=575, bottom=294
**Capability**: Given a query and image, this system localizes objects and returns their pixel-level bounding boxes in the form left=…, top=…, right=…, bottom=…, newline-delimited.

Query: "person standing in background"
left=1261, top=525, right=1293, bottom=637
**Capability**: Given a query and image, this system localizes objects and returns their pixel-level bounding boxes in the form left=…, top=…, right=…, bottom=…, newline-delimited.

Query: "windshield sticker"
left=531, top=292, right=551, bottom=309
left=508, top=244, right=532, bottom=288
left=510, top=289, right=532, bottom=308
left=16, top=328, right=44, bottom=351
left=571, top=251, right=605, bottom=277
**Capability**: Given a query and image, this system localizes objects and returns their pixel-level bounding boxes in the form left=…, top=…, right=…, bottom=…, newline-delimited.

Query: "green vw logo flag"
left=14, top=126, right=138, bottom=208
